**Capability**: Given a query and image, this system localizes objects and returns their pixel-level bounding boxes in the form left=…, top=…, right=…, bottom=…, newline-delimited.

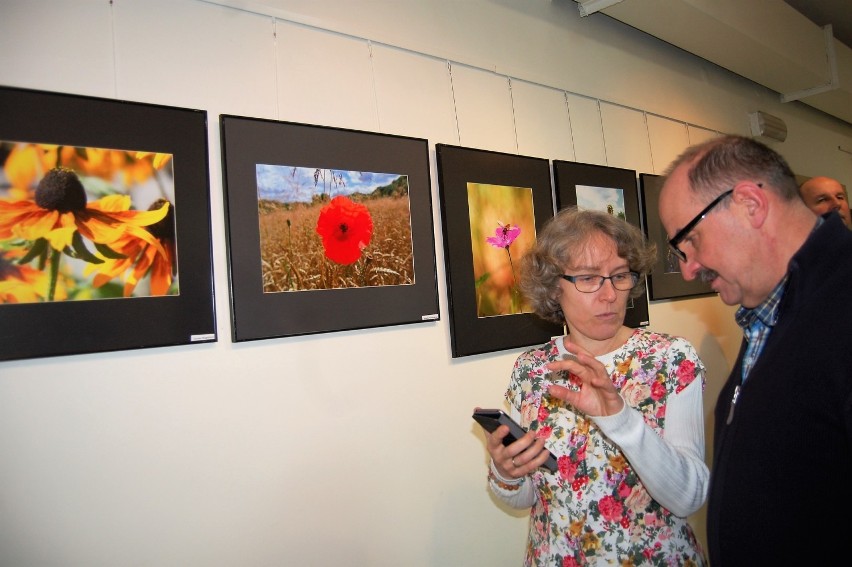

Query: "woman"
left=483, top=207, right=708, bottom=565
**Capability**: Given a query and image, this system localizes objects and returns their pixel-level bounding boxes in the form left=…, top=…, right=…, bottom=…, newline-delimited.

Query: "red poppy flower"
left=315, top=196, right=373, bottom=265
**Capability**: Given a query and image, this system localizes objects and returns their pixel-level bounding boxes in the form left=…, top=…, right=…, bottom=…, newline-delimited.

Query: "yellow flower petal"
left=14, top=209, right=60, bottom=240
left=4, top=144, right=41, bottom=190
left=115, top=201, right=170, bottom=227
left=152, top=153, right=172, bottom=170
left=77, top=214, right=129, bottom=243
left=44, top=225, right=77, bottom=251
left=91, top=194, right=132, bottom=213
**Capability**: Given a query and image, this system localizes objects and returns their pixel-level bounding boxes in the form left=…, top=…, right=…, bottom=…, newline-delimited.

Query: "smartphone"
left=472, top=409, right=558, bottom=473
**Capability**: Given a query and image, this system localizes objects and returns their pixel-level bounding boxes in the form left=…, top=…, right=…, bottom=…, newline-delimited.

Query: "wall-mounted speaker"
left=748, top=111, right=787, bottom=142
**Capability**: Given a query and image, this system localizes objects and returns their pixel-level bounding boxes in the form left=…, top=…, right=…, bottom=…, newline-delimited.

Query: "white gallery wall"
left=1, top=1, right=851, bottom=565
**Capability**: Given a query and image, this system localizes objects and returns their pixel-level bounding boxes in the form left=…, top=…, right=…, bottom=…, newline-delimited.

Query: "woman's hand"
left=484, top=424, right=551, bottom=479
left=546, top=340, right=624, bottom=417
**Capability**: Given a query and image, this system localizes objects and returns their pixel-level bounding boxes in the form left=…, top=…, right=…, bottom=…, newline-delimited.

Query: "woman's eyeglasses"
left=561, top=272, right=639, bottom=293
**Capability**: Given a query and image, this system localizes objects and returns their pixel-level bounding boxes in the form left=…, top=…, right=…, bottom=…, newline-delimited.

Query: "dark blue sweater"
left=707, top=213, right=852, bottom=565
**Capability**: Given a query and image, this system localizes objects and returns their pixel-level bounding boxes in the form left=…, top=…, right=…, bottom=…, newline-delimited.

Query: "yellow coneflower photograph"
left=0, top=141, right=178, bottom=303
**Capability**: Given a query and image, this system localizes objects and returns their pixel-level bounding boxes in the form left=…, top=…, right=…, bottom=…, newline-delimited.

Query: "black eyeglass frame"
left=560, top=271, right=640, bottom=293
left=667, top=189, right=734, bottom=263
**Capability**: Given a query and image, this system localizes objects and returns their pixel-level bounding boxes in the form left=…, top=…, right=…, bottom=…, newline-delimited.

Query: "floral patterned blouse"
left=503, top=328, right=707, bottom=566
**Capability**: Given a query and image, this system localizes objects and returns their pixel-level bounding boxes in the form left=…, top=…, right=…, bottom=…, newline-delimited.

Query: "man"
left=658, top=135, right=852, bottom=565
left=799, top=175, right=851, bottom=228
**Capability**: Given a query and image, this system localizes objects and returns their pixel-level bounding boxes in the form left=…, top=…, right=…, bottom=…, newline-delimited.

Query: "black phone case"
left=472, top=409, right=558, bottom=473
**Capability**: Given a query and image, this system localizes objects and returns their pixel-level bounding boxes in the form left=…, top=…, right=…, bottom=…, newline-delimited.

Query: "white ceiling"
left=575, top=0, right=852, bottom=125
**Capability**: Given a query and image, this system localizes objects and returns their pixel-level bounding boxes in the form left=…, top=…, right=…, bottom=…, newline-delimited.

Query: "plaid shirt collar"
left=735, top=276, right=787, bottom=331
left=734, top=216, right=823, bottom=330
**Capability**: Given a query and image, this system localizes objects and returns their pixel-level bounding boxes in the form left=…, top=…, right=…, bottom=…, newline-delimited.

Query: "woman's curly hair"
left=518, top=207, right=656, bottom=324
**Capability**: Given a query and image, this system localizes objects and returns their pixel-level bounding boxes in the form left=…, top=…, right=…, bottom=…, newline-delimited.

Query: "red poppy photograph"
left=256, top=164, right=414, bottom=292
left=0, top=140, right=178, bottom=304
left=221, top=115, right=438, bottom=342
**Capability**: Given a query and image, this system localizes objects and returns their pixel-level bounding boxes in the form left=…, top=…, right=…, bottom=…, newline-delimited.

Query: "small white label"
left=421, top=314, right=439, bottom=321
left=190, top=333, right=216, bottom=342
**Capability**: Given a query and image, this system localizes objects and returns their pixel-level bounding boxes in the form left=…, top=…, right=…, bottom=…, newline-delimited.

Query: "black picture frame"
left=220, top=115, right=439, bottom=342
left=0, top=85, right=217, bottom=361
left=435, top=144, right=563, bottom=358
left=639, top=173, right=715, bottom=300
left=553, top=160, right=650, bottom=328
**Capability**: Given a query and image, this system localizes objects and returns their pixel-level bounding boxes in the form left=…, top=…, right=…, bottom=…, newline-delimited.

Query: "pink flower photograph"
left=466, top=182, right=536, bottom=317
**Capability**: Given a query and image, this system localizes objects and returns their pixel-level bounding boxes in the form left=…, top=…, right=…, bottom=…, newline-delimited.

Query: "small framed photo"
left=435, top=144, right=563, bottom=358
left=220, top=115, right=439, bottom=342
left=0, top=86, right=217, bottom=361
left=639, top=173, right=714, bottom=300
left=553, top=160, right=650, bottom=328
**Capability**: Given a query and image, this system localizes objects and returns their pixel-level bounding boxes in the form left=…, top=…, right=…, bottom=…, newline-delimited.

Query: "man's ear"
left=732, top=181, right=768, bottom=228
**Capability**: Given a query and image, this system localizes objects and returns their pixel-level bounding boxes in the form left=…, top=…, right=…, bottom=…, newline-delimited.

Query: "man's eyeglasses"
left=561, top=272, right=639, bottom=293
left=667, top=189, right=734, bottom=263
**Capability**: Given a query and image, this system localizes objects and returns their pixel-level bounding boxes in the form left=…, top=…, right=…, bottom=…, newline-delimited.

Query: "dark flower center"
left=35, top=167, right=87, bottom=212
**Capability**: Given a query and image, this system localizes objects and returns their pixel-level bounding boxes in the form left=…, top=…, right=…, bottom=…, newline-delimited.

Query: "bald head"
left=799, top=176, right=851, bottom=228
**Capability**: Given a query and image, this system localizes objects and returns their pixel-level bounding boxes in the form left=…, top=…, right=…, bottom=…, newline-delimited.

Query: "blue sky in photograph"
left=575, top=184, right=625, bottom=216
left=256, top=164, right=402, bottom=203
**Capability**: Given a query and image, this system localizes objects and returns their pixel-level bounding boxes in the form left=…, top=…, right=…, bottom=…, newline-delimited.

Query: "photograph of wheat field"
left=256, top=164, right=414, bottom=292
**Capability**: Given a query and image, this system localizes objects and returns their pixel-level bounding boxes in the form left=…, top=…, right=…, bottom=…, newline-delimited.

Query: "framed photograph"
left=0, top=86, right=217, bottom=361
left=553, top=160, right=650, bottom=328
left=435, top=144, right=563, bottom=358
left=639, top=173, right=714, bottom=300
left=220, top=115, right=439, bottom=342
